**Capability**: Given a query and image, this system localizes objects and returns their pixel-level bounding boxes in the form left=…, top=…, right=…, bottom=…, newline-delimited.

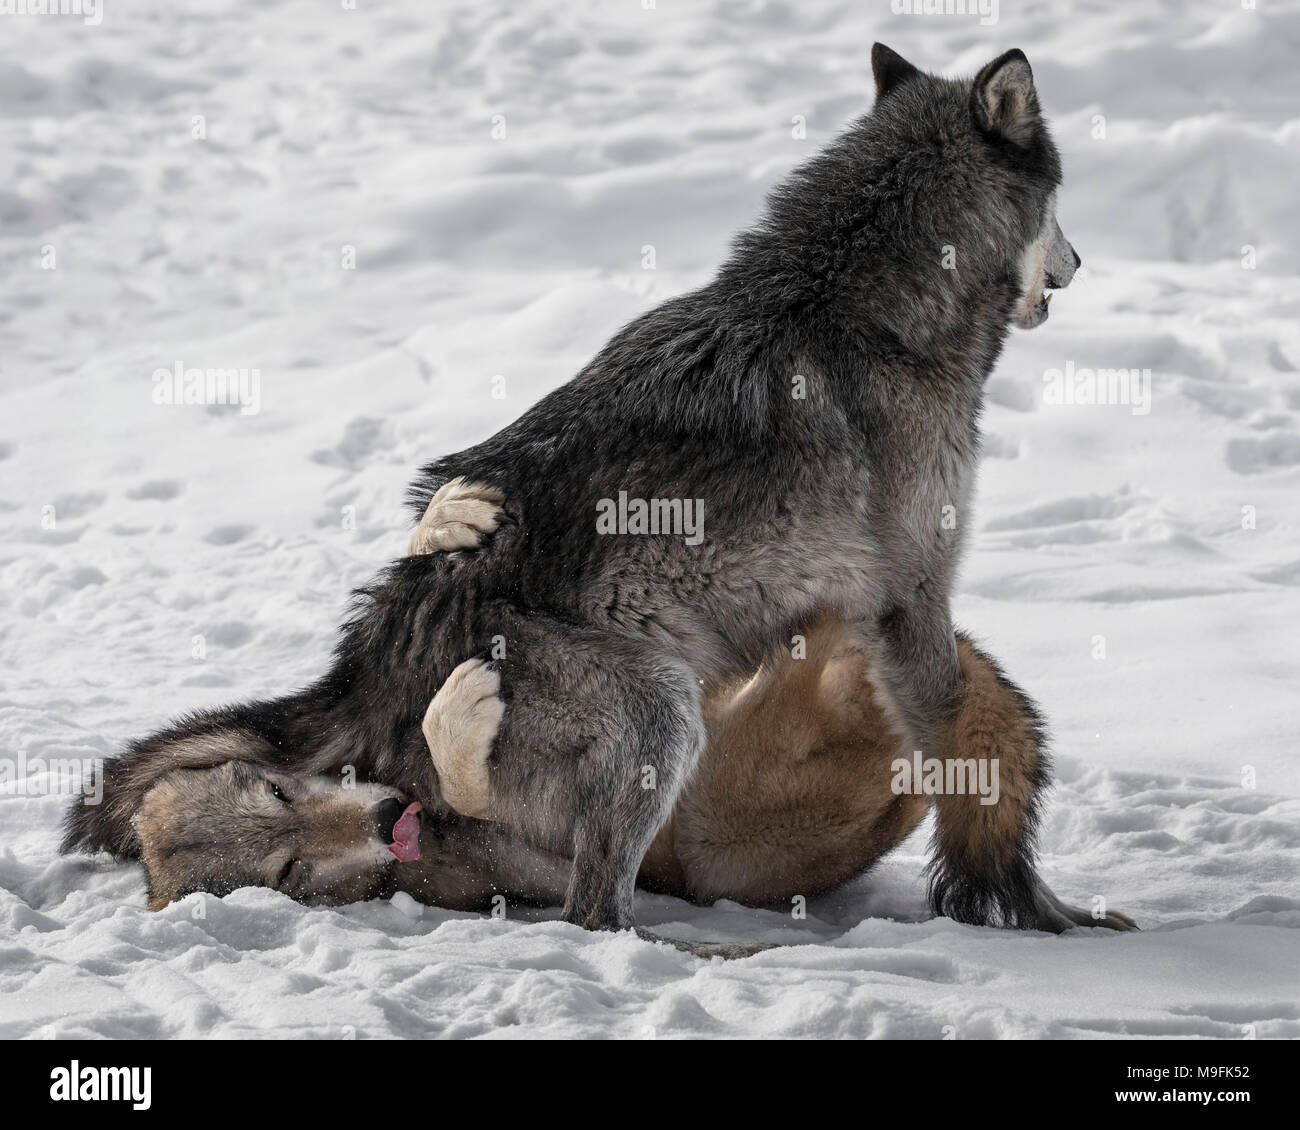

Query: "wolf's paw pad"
left=409, top=477, right=506, bottom=556
left=422, top=658, right=503, bottom=819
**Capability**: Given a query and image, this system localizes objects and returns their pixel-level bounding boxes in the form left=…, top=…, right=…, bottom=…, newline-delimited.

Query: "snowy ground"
left=2, top=0, right=1299, bottom=1039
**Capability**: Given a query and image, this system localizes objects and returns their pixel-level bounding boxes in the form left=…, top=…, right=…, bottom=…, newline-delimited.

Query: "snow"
left=2, top=0, right=1299, bottom=1039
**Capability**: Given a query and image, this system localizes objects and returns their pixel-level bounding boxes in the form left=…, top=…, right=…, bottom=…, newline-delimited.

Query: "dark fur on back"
left=408, top=62, right=1061, bottom=510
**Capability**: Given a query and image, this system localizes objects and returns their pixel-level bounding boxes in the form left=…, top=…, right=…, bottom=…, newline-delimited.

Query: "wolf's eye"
left=269, top=782, right=291, bottom=805
left=276, top=858, right=299, bottom=888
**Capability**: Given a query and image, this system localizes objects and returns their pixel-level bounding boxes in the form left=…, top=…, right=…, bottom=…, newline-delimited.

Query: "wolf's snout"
left=375, top=798, right=404, bottom=844
left=1046, top=243, right=1081, bottom=291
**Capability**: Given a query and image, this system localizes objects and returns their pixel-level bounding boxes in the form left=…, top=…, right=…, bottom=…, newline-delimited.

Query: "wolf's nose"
left=375, top=798, right=404, bottom=844
left=1071, top=245, right=1081, bottom=269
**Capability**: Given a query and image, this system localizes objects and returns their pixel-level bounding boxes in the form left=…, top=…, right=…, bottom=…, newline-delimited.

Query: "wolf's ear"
left=971, top=48, right=1040, bottom=143
left=871, top=43, right=922, bottom=101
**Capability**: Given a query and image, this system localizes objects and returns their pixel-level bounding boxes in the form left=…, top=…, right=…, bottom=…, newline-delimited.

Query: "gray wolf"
left=65, top=44, right=1105, bottom=938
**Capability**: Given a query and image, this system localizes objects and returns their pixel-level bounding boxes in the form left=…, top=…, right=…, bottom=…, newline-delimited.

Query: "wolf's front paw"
left=409, top=477, right=506, bottom=556
left=422, top=658, right=503, bottom=819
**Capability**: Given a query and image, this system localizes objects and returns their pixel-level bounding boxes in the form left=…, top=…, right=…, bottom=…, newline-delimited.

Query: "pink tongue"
left=388, top=802, right=423, bottom=862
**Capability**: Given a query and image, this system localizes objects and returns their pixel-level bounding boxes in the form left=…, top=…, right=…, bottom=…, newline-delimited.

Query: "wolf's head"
left=136, top=760, right=423, bottom=910
left=735, top=44, right=1077, bottom=352
left=941, top=45, right=1081, bottom=329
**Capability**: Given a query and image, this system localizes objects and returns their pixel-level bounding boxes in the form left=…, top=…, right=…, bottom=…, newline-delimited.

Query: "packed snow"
left=1, top=0, right=1298, bottom=1039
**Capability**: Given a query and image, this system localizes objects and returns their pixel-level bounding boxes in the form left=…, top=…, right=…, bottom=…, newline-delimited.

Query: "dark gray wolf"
left=65, top=45, right=1111, bottom=938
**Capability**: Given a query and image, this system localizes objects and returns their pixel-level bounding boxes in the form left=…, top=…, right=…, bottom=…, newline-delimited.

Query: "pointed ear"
left=971, top=48, right=1040, bottom=143
left=871, top=43, right=922, bottom=101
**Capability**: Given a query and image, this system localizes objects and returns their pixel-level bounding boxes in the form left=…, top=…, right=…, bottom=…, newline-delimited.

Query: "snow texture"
left=1, top=0, right=1298, bottom=1039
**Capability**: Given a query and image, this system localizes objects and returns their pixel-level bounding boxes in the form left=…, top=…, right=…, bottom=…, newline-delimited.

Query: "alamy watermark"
left=151, top=360, right=261, bottom=416
left=0, top=0, right=102, bottom=25
left=0, top=752, right=103, bottom=804
left=1042, top=361, right=1151, bottom=416
left=890, top=0, right=998, bottom=27
left=50, top=1061, right=150, bottom=1110
left=891, top=750, right=1000, bottom=805
left=596, top=491, right=704, bottom=545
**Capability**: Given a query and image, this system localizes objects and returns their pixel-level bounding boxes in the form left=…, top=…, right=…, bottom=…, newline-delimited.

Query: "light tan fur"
left=408, top=477, right=506, bottom=555
left=422, top=658, right=503, bottom=819
left=644, top=618, right=926, bottom=903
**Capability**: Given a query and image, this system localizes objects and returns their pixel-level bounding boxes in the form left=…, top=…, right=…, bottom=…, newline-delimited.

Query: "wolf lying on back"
left=135, top=488, right=1133, bottom=933
left=132, top=627, right=1095, bottom=924
left=65, top=45, right=1099, bottom=935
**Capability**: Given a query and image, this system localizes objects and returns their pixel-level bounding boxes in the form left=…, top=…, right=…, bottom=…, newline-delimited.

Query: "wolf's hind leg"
left=422, top=658, right=503, bottom=819
left=409, top=477, right=505, bottom=555
left=866, top=592, right=962, bottom=759
left=484, top=631, right=706, bottom=933
left=926, top=636, right=1137, bottom=933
